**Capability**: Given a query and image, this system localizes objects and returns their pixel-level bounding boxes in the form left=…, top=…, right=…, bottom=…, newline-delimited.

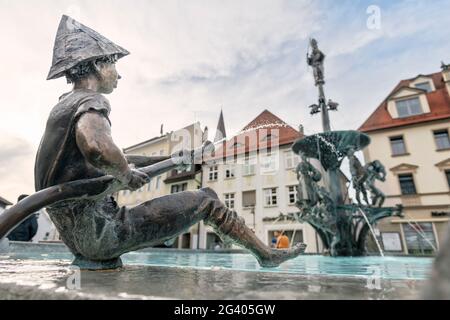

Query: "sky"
left=1, top=0, right=450, bottom=202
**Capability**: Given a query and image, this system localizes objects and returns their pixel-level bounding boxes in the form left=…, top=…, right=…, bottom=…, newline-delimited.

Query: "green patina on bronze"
left=293, top=39, right=403, bottom=257
left=292, top=130, right=370, bottom=170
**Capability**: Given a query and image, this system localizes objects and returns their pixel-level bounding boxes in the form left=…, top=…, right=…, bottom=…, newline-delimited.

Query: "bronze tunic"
left=34, top=89, right=124, bottom=260
left=35, top=88, right=111, bottom=191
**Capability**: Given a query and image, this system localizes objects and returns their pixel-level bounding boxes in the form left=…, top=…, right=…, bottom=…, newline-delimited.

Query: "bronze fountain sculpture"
left=0, top=15, right=306, bottom=270
left=292, top=38, right=403, bottom=256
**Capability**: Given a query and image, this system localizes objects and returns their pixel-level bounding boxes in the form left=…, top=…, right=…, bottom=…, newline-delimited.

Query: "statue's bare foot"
left=259, top=243, right=307, bottom=268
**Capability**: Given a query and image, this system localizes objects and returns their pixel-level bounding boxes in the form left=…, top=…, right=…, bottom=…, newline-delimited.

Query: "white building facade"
left=359, top=67, right=450, bottom=255
left=198, top=110, right=323, bottom=253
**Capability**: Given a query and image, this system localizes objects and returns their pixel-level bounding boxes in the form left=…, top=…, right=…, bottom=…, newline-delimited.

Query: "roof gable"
left=208, top=109, right=301, bottom=161
left=359, top=71, right=450, bottom=132
left=241, top=109, right=294, bottom=132
left=410, top=74, right=433, bottom=82
left=388, top=86, right=426, bottom=100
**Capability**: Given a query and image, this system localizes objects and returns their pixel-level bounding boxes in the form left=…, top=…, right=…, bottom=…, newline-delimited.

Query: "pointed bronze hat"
left=47, top=15, right=130, bottom=80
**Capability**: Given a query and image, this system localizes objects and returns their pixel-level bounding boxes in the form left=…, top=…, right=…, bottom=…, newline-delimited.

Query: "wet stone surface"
left=0, top=257, right=426, bottom=300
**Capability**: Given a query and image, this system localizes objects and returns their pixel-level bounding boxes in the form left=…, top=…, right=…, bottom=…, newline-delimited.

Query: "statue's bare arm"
left=75, top=112, right=149, bottom=190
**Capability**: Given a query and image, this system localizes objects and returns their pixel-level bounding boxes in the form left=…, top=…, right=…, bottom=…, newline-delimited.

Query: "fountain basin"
left=0, top=242, right=431, bottom=300
left=292, top=130, right=370, bottom=170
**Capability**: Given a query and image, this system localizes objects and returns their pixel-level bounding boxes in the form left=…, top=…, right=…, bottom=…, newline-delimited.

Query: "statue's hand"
left=121, top=169, right=151, bottom=191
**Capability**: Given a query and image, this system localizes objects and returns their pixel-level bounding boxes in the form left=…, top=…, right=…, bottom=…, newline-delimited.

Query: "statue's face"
left=97, top=62, right=121, bottom=94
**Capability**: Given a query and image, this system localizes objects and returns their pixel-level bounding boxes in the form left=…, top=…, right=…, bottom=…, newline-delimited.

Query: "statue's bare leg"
left=124, top=188, right=306, bottom=268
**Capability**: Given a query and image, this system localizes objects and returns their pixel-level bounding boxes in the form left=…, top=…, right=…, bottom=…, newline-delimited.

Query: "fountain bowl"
left=292, top=130, right=371, bottom=170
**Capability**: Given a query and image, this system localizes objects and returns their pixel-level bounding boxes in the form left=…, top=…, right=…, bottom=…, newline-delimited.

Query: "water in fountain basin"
left=4, top=250, right=432, bottom=280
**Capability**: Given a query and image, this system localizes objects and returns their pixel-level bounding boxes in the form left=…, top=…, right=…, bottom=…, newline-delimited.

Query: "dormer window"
left=395, top=97, right=423, bottom=118
left=410, top=76, right=435, bottom=93
left=386, top=86, right=431, bottom=119
left=414, top=82, right=432, bottom=93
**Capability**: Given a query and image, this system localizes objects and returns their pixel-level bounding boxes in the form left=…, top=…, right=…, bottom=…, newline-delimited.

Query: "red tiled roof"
left=359, top=72, right=450, bottom=133
left=208, top=109, right=302, bottom=161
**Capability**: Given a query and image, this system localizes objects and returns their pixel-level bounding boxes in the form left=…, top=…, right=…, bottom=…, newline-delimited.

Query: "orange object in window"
left=276, top=235, right=290, bottom=249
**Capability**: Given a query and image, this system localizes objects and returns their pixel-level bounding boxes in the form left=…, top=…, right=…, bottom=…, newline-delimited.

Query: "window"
left=264, top=188, right=278, bottom=206
left=242, top=190, right=256, bottom=208
left=243, top=156, right=256, bottom=176
left=260, top=152, right=278, bottom=174
left=287, top=186, right=298, bottom=204
left=156, top=176, right=162, bottom=189
left=177, top=164, right=192, bottom=174
left=399, top=174, right=417, bottom=195
left=208, top=165, right=218, bottom=181
left=171, top=183, right=187, bottom=194
left=403, top=223, right=437, bottom=255
left=434, top=130, right=450, bottom=150
left=395, top=97, right=422, bottom=118
left=224, top=165, right=235, bottom=179
left=446, top=170, right=450, bottom=188
left=415, top=82, right=432, bottom=93
left=224, top=193, right=235, bottom=209
left=206, top=232, right=226, bottom=250
left=285, top=150, right=300, bottom=169
left=180, top=233, right=190, bottom=249
left=390, top=136, right=407, bottom=156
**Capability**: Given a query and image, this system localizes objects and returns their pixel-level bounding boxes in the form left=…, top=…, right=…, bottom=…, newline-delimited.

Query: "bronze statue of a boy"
left=36, top=15, right=306, bottom=270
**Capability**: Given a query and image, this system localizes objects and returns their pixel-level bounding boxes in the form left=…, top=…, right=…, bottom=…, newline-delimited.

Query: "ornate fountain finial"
left=305, top=38, right=338, bottom=132
left=307, top=38, right=326, bottom=86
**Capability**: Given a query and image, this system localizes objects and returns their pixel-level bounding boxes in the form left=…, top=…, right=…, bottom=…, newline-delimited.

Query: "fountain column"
left=307, top=39, right=344, bottom=206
